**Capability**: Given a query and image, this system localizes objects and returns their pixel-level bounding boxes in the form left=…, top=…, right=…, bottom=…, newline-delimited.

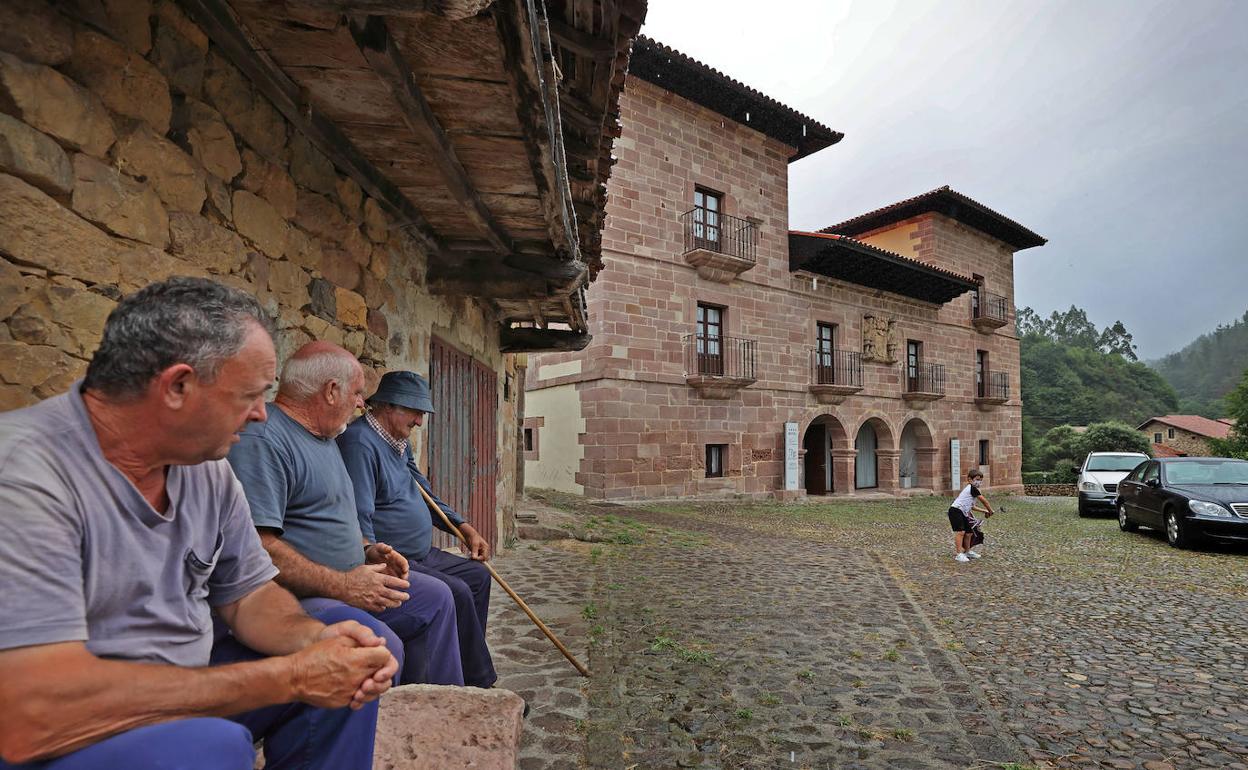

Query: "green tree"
left=1034, top=425, right=1084, bottom=472
left=1150, top=309, right=1248, bottom=417
left=1079, top=421, right=1152, bottom=455
left=1209, top=367, right=1248, bottom=459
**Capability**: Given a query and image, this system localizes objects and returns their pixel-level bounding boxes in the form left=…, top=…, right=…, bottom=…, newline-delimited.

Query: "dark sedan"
left=1117, top=457, right=1248, bottom=548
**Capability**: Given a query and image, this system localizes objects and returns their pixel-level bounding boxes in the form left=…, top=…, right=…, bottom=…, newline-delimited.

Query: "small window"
left=1168, top=427, right=1175, bottom=439
left=523, top=428, right=534, bottom=452
left=1154, top=432, right=1163, bottom=444
left=705, top=444, right=726, bottom=478
left=978, top=440, right=990, bottom=466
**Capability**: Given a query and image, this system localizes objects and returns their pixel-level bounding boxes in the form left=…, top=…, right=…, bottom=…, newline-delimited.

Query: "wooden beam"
left=499, top=326, right=591, bottom=353
left=281, top=0, right=496, bottom=19
left=348, top=15, right=511, bottom=255
left=527, top=300, right=545, bottom=328
left=545, top=18, right=616, bottom=61
left=179, top=0, right=444, bottom=261
left=492, top=0, right=579, bottom=261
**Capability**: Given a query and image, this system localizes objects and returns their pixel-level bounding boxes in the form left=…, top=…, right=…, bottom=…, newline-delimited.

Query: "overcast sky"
left=638, top=0, right=1248, bottom=359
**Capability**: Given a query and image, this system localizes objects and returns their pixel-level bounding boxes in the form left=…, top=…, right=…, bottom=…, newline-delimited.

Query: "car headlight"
left=1189, top=500, right=1230, bottom=517
left=1080, top=481, right=1101, bottom=492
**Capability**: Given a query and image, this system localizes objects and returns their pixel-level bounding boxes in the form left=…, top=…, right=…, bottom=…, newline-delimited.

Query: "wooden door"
left=428, top=337, right=498, bottom=550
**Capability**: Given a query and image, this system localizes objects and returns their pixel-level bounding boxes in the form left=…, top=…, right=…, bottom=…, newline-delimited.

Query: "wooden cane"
left=414, top=483, right=592, bottom=678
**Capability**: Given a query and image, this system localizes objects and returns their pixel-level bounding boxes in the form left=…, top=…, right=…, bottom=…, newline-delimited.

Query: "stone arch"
left=899, top=417, right=938, bottom=491
left=802, top=413, right=850, bottom=495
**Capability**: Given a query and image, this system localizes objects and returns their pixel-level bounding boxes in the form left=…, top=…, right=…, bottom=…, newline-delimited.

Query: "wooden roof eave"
left=789, top=232, right=977, bottom=305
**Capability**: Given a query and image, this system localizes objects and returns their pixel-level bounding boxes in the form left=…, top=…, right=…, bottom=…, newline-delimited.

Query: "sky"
left=638, top=0, right=1248, bottom=359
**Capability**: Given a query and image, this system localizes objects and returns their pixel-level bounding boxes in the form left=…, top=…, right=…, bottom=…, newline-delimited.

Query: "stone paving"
left=484, top=494, right=1248, bottom=769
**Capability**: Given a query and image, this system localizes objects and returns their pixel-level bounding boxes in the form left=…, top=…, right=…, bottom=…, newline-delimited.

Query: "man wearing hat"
left=337, top=371, right=496, bottom=688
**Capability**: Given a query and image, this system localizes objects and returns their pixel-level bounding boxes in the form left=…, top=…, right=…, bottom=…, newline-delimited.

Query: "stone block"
left=204, top=173, right=231, bottom=221
left=151, top=0, right=207, bottom=96
left=0, top=51, right=115, bottom=157
left=0, top=0, right=74, bottom=66
left=289, top=131, right=337, bottom=196
left=46, top=282, right=116, bottom=356
left=240, top=148, right=296, bottom=219
left=267, top=259, right=310, bottom=309
left=363, top=197, right=389, bottom=243
left=342, top=226, right=371, bottom=265
left=0, top=112, right=73, bottom=197
left=319, top=246, right=360, bottom=291
left=167, top=212, right=249, bottom=274
left=67, top=29, right=170, bottom=134
left=232, top=190, right=286, bottom=259
left=171, top=98, right=241, bottom=183
left=0, top=173, right=120, bottom=285
left=342, top=329, right=364, bottom=356
left=307, top=277, right=336, bottom=321
left=0, top=341, right=81, bottom=400
left=117, top=242, right=206, bottom=292
left=203, top=50, right=285, bottom=159
left=113, top=124, right=205, bottom=213
left=71, top=153, right=169, bottom=248
left=294, top=189, right=350, bottom=243
left=366, top=308, right=388, bottom=340
left=373, top=685, right=524, bottom=770
left=334, top=287, right=367, bottom=328
left=336, top=175, right=362, bottom=222
left=286, top=226, right=323, bottom=271
left=0, top=258, right=25, bottom=320
left=63, top=0, right=153, bottom=55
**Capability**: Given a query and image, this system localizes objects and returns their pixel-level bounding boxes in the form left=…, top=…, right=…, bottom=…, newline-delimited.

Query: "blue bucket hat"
left=370, top=371, right=435, bottom=414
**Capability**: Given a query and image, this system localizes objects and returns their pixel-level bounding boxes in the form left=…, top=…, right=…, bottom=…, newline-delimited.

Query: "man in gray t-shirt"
left=0, top=278, right=395, bottom=770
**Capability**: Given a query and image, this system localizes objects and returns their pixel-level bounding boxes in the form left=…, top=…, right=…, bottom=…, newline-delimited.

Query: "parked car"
left=1116, top=457, right=1248, bottom=548
left=1075, top=451, right=1150, bottom=517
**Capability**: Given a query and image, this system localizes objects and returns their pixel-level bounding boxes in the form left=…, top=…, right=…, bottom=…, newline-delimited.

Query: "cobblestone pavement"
left=486, top=494, right=1248, bottom=769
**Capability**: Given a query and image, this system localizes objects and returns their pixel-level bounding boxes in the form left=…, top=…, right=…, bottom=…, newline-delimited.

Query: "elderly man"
left=338, top=371, right=496, bottom=688
left=0, top=278, right=396, bottom=770
left=227, top=342, right=464, bottom=686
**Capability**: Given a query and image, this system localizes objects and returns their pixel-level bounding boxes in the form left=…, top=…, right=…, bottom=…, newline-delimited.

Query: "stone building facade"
left=1138, top=416, right=1235, bottom=457
left=0, top=0, right=643, bottom=544
left=525, top=37, right=1046, bottom=500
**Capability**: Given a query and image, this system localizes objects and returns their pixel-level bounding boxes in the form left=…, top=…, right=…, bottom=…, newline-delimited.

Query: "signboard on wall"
left=949, top=438, right=961, bottom=490
left=784, top=422, right=799, bottom=491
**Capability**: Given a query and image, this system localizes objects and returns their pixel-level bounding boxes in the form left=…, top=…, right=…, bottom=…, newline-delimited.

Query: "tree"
left=1209, top=367, right=1248, bottom=459
left=1079, top=421, right=1152, bottom=455
left=1034, top=425, right=1084, bottom=472
left=1097, top=321, right=1138, bottom=361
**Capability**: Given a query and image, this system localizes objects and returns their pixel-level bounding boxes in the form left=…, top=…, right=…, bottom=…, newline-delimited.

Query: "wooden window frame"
left=705, top=444, right=726, bottom=478
left=696, top=302, right=726, bottom=376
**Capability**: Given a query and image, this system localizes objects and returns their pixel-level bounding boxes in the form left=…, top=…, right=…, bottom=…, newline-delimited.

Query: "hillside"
left=1149, top=310, right=1248, bottom=417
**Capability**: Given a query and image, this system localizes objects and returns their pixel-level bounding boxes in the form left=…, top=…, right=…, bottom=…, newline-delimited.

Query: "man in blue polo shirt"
left=338, top=371, right=496, bottom=688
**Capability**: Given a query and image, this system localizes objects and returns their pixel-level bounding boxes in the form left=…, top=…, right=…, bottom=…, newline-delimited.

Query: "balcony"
left=680, top=209, right=758, bottom=283
left=683, top=334, right=757, bottom=399
left=809, top=349, right=863, bottom=405
left=903, top=362, right=946, bottom=407
left=971, top=289, right=1009, bottom=333
left=975, top=370, right=1010, bottom=409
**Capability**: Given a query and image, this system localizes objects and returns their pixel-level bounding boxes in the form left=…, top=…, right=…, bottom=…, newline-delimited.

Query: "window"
left=971, top=274, right=985, bottom=318
left=979, top=439, right=990, bottom=466
left=523, top=428, right=534, bottom=452
left=692, top=188, right=722, bottom=249
left=1143, top=462, right=1160, bottom=485
left=705, top=444, right=726, bottom=478
left=906, top=340, right=923, bottom=386
left=1168, top=428, right=1175, bottom=439
left=816, top=322, right=836, bottom=383
left=1154, top=432, right=1163, bottom=444
left=696, top=303, right=724, bottom=376
left=976, top=350, right=988, bottom=398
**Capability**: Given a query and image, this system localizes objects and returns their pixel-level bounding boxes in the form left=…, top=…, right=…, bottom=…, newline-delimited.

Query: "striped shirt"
left=365, top=409, right=408, bottom=456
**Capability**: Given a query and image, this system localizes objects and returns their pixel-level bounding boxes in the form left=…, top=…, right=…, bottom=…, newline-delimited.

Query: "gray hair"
left=84, top=277, right=273, bottom=399
left=279, top=349, right=359, bottom=400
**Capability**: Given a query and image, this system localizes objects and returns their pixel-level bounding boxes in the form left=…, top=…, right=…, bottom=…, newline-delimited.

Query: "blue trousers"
left=3, top=606, right=387, bottom=770
left=413, top=548, right=496, bottom=688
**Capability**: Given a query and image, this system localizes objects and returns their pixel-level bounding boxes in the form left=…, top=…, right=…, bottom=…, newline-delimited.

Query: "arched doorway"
left=899, top=418, right=935, bottom=490
left=855, top=422, right=878, bottom=489
left=803, top=415, right=848, bottom=495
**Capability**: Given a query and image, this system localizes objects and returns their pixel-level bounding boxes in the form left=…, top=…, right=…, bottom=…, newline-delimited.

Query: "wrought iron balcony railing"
left=977, top=370, right=1010, bottom=400
left=682, top=334, right=757, bottom=380
left=811, top=349, right=863, bottom=388
left=906, top=362, right=946, bottom=395
left=972, top=289, right=1009, bottom=323
left=679, top=209, right=757, bottom=265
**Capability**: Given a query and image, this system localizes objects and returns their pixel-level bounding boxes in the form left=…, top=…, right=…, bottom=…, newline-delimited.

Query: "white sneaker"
left=955, top=553, right=970, bottom=563
left=965, top=550, right=982, bottom=559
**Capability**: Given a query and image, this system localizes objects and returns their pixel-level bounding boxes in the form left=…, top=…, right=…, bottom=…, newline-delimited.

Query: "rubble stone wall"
left=0, top=0, right=519, bottom=536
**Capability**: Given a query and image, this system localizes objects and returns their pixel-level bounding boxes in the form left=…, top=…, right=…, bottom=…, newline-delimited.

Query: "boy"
left=947, top=470, right=995, bottom=562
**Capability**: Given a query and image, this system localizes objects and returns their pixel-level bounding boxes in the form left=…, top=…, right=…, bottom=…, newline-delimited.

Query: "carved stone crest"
left=862, top=314, right=899, bottom=364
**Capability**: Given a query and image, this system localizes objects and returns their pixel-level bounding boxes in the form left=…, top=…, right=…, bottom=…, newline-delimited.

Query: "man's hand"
left=340, top=563, right=410, bottom=613
left=287, top=636, right=395, bottom=710
left=317, top=621, right=398, bottom=706
left=365, top=542, right=409, bottom=579
left=460, top=523, right=490, bottom=561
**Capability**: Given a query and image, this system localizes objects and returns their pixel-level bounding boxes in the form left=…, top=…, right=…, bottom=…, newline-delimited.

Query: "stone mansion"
left=524, top=36, right=1046, bottom=500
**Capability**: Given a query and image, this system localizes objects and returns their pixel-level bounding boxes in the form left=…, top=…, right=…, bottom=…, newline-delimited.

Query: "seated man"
left=338, top=371, right=496, bottom=688
left=0, top=278, right=395, bottom=769
left=227, top=342, right=463, bottom=686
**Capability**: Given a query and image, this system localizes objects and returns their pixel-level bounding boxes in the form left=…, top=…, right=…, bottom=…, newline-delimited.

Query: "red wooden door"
left=427, top=337, right=498, bottom=551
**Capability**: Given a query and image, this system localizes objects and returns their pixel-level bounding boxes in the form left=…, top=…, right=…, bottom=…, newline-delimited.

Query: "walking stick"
left=414, top=482, right=592, bottom=678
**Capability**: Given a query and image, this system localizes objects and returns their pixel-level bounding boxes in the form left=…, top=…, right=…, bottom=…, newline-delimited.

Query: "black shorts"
left=947, top=506, right=973, bottom=532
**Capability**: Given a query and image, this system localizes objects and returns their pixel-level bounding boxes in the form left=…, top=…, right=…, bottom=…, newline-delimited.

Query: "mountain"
left=1148, top=310, right=1248, bottom=417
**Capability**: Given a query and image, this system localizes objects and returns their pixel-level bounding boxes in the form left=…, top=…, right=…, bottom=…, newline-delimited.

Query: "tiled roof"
left=1137, top=415, right=1234, bottom=440
left=628, top=36, right=843, bottom=162
left=788, top=231, right=977, bottom=305
left=1152, top=443, right=1187, bottom=458
left=820, top=186, right=1047, bottom=251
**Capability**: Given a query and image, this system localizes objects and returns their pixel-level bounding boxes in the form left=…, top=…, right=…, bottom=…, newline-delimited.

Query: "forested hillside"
left=1149, top=310, right=1248, bottom=417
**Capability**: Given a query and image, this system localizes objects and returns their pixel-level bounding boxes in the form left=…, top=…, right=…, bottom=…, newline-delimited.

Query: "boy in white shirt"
left=947, top=470, right=996, bottom=562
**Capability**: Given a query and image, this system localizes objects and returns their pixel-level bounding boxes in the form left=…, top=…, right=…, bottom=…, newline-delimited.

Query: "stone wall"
left=526, top=77, right=1025, bottom=500
left=1139, top=422, right=1214, bottom=457
left=0, top=0, right=520, bottom=537
left=1023, top=484, right=1076, bottom=497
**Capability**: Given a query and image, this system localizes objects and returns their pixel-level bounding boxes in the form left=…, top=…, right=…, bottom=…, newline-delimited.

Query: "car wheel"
left=1118, top=502, right=1138, bottom=532
left=1165, top=508, right=1193, bottom=549
left=1078, top=499, right=1090, bottom=518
